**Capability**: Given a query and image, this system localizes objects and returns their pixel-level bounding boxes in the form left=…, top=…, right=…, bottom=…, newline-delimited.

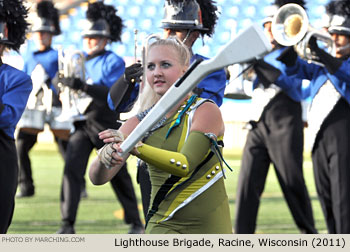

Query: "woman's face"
left=146, top=45, right=187, bottom=96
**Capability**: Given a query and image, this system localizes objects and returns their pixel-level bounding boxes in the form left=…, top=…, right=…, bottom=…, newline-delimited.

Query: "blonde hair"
left=137, top=37, right=191, bottom=112
left=148, top=37, right=191, bottom=67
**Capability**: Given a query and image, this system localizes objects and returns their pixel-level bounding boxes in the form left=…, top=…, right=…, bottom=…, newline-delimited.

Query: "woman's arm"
left=133, top=101, right=225, bottom=177
left=89, top=116, right=140, bottom=185
left=89, top=152, right=129, bottom=185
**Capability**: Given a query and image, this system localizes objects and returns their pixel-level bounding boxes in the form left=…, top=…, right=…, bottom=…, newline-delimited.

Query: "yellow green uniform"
left=137, top=96, right=232, bottom=234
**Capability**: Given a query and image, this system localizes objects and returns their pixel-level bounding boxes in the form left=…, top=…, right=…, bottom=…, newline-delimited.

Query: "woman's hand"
left=98, top=129, right=125, bottom=144
left=97, top=142, right=124, bottom=169
left=90, top=117, right=140, bottom=185
left=90, top=142, right=129, bottom=185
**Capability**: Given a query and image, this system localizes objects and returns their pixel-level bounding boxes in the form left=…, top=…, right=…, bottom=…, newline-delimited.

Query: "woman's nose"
left=153, top=65, right=162, bottom=76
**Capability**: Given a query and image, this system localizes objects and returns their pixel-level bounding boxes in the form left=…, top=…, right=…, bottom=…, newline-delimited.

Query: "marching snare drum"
left=17, top=108, right=46, bottom=135
left=48, top=106, right=73, bottom=140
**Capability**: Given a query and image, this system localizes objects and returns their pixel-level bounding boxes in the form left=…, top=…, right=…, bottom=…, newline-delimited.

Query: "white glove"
left=97, top=143, right=116, bottom=169
left=99, top=129, right=125, bottom=143
left=109, top=129, right=125, bottom=142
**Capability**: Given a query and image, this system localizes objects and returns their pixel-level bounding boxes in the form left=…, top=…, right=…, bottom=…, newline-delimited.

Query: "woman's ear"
left=182, top=66, right=188, bottom=74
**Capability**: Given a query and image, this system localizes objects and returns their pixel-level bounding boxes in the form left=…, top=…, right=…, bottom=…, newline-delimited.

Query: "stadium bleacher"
left=34, top=0, right=325, bottom=59
left=16, top=0, right=328, bottom=60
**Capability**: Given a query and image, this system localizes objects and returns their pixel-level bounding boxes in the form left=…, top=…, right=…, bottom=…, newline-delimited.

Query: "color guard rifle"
left=117, top=23, right=272, bottom=158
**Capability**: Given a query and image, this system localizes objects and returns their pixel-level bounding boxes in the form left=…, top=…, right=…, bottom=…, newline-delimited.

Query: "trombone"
left=271, top=3, right=335, bottom=64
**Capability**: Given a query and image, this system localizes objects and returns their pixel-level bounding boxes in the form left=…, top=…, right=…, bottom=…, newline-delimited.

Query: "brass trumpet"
left=271, top=3, right=335, bottom=64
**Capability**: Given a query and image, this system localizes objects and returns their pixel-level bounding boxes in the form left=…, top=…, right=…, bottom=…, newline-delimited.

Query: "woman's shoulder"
left=193, top=97, right=218, bottom=111
left=195, top=100, right=221, bottom=115
left=191, top=98, right=222, bottom=125
left=191, top=97, right=224, bottom=135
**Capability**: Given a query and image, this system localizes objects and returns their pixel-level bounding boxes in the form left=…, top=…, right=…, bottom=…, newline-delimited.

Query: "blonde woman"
left=89, top=38, right=232, bottom=234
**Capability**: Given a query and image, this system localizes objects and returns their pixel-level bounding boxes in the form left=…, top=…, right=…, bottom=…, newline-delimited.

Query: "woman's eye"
left=147, top=64, right=155, bottom=70
left=162, top=62, right=171, bottom=68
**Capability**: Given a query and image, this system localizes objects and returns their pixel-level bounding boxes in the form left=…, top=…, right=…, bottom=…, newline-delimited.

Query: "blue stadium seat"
left=243, top=5, right=257, bottom=18
left=116, top=6, right=125, bottom=17
left=111, top=0, right=129, bottom=6
left=144, top=6, right=157, bottom=18
left=224, top=5, right=240, bottom=18
left=139, top=19, right=154, bottom=32
left=126, top=5, right=141, bottom=19
left=58, top=0, right=327, bottom=58
left=149, top=0, right=162, bottom=4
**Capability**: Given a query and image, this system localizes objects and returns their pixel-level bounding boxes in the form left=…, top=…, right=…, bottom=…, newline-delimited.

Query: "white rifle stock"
left=117, top=23, right=272, bottom=158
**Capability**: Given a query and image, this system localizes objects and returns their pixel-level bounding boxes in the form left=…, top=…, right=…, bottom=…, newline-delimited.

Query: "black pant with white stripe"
left=235, top=92, right=317, bottom=234
left=312, top=98, right=350, bottom=233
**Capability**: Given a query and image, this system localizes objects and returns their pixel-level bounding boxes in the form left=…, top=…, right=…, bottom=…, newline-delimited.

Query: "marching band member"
left=16, top=0, right=72, bottom=198
left=57, top=2, right=143, bottom=234
left=89, top=38, right=232, bottom=234
left=108, top=0, right=228, bottom=220
left=234, top=0, right=317, bottom=234
left=279, top=0, right=350, bottom=233
left=0, top=0, right=31, bottom=233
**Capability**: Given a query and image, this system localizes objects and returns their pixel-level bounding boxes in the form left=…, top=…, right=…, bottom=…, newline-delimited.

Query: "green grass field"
left=8, top=143, right=327, bottom=234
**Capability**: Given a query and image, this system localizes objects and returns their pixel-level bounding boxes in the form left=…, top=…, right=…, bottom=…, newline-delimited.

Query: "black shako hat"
left=31, top=1, right=61, bottom=35
left=327, top=0, right=350, bottom=36
left=161, top=0, right=219, bottom=38
left=0, top=0, right=29, bottom=51
left=82, top=1, right=124, bottom=42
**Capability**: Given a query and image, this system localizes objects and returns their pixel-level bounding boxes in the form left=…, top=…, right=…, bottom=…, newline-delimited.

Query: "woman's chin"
left=154, top=87, right=168, bottom=96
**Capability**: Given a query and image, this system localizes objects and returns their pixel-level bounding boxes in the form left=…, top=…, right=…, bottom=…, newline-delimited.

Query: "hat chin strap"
left=182, top=30, right=192, bottom=45
left=85, top=38, right=106, bottom=55
left=336, top=43, right=350, bottom=57
left=181, top=30, right=195, bottom=56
